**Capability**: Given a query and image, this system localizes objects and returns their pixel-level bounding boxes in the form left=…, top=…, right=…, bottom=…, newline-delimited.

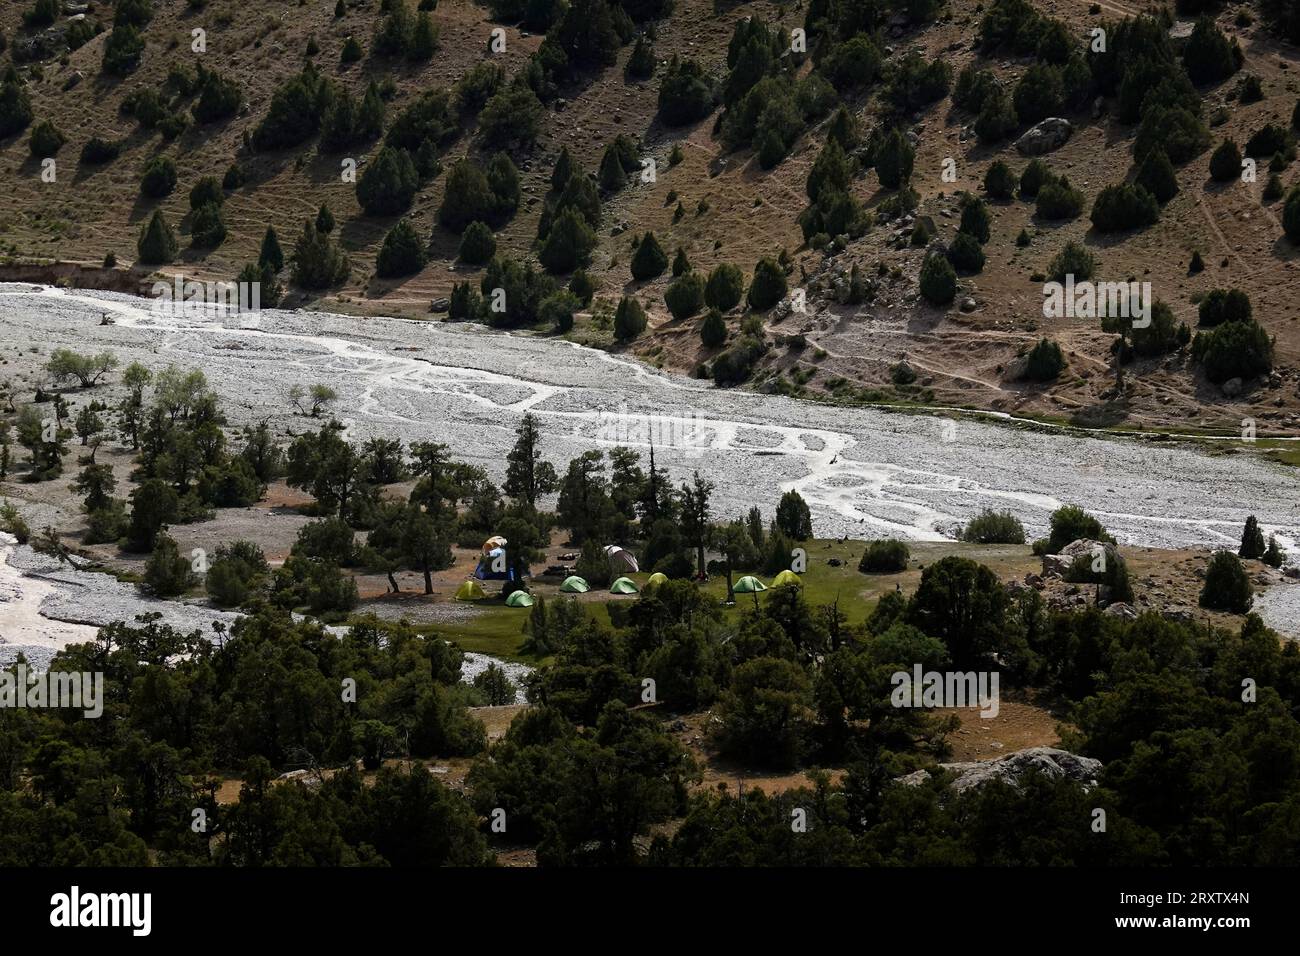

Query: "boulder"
left=1221, top=377, right=1243, bottom=398
left=901, top=747, right=1103, bottom=792
left=1015, top=117, right=1073, bottom=156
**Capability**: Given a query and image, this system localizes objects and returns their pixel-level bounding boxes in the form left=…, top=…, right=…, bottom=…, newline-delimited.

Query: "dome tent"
left=733, top=575, right=768, bottom=593
left=609, top=576, right=639, bottom=594
left=645, top=571, right=669, bottom=590
left=454, top=579, right=487, bottom=601
left=604, top=545, right=640, bottom=574
left=481, top=535, right=508, bottom=554
left=560, top=575, right=590, bottom=593
left=505, top=590, right=535, bottom=608
left=771, top=569, right=802, bottom=588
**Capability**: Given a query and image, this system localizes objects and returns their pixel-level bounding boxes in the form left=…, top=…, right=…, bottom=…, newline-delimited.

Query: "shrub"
left=539, top=290, right=580, bottom=333
left=1209, top=138, right=1243, bottom=181
left=704, top=263, right=746, bottom=311
left=1199, top=550, right=1252, bottom=612
left=193, top=71, right=243, bottom=124
left=140, top=155, right=178, bottom=198
left=823, top=35, right=883, bottom=91
left=1047, top=240, right=1096, bottom=281
left=1191, top=319, right=1273, bottom=382
left=569, top=269, right=597, bottom=306
left=28, top=119, right=64, bottom=158
left=1245, top=123, right=1291, bottom=159
left=1131, top=300, right=1185, bottom=357
left=538, top=207, right=597, bottom=274
left=479, top=84, right=544, bottom=148
left=954, top=66, right=998, bottom=113
left=292, top=221, right=350, bottom=289
left=1183, top=15, right=1242, bottom=83
left=375, top=218, right=428, bottom=277
left=1047, top=505, right=1112, bottom=553
left=658, top=57, right=714, bottom=126
left=919, top=253, right=956, bottom=305
left=1090, top=183, right=1159, bottom=232
left=0, top=77, right=33, bottom=137
left=103, top=25, right=145, bottom=75
left=614, top=296, right=648, bottom=341
left=1024, top=338, right=1066, bottom=380
left=357, top=145, right=419, bottom=215
left=958, top=197, right=992, bottom=243
left=627, top=36, right=655, bottom=79
left=1018, top=159, right=1052, bottom=199
left=189, top=176, right=224, bottom=210
left=458, top=221, right=497, bottom=265
left=190, top=202, right=227, bottom=248
left=664, top=272, right=705, bottom=320
left=1197, top=288, right=1252, bottom=327
left=144, top=533, right=197, bottom=597
left=1286, top=187, right=1300, bottom=243
left=700, top=308, right=727, bottom=347
left=1239, top=515, right=1266, bottom=560
left=206, top=541, right=270, bottom=607
left=858, top=539, right=909, bottom=573
left=438, top=160, right=498, bottom=231
left=747, top=258, right=787, bottom=310
left=630, top=232, right=668, bottom=281
left=947, top=232, right=986, bottom=273
left=974, top=87, right=1018, bottom=143
left=1135, top=148, right=1179, bottom=203
left=983, top=160, right=1016, bottom=199
left=1013, top=63, right=1064, bottom=124
left=961, top=510, right=1026, bottom=544
left=1035, top=176, right=1084, bottom=219
left=875, top=127, right=915, bottom=189
left=136, top=210, right=177, bottom=264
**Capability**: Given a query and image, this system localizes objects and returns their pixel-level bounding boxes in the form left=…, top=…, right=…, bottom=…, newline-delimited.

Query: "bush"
left=704, top=263, right=746, bottom=311
left=193, top=71, right=243, bottom=124
left=1047, top=505, right=1111, bottom=553
left=614, top=296, right=648, bottom=341
left=375, top=218, right=428, bottom=277
left=569, top=269, right=597, bottom=306
left=1245, top=123, right=1291, bottom=159
left=974, top=87, right=1018, bottom=143
left=1191, top=319, right=1273, bottom=382
left=1239, top=515, right=1266, bottom=560
left=1199, top=550, right=1252, bottom=612
left=954, top=65, right=998, bottom=113
left=0, top=77, right=33, bottom=137
left=961, top=509, right=1026, bottom=544
left=1286, top=187, right=1300, bottom=243
left=357, top=146, right=419, bottom=215
left=103, top=25, right=145, bottom=76
left=630, top=232, right=668, bottom=281
left=947, top=232, right=986, bottom=273
left=1047, top=240, right=1096, bottom=281
left=664, top=272, right=705, bottom=320
left=1013, top=63, right=1064, bottom=124
left=1131, top=300, right=1185, bottom=358
left=983, top=160, right=1016, bottom=199
left=457, top=221, right=497, bottom=266
left=292, top=221, right=350, bottom=289
left=919, top=253, right=956, bottom=305
left=823, top=35, right=883, bottom=91
left=136, top=210, right=177, bottom=264
left=206, top=541, right=269, bottom=607
left=479, top=84, right=544, bottom=148
left=1024, top=337, right=1066, bottom=380
left=1197, top=288, right=1252, bottom=327
left=1035, top=176, right=1084, bottom=219
left=747, top=258, right=787, bottom=310
left=140, top=155, right=178, bottom=198
left=875, top=127, right=915, bottom=189
left=1090, top=183, right=1159, bottom=232
left=538, top=207, right=596, bottom=274
left=1209, top=138, right=1243, bottom=182
left=144, top=533, right=197, bottom=597
left=700, top=308, right=727, bottom=347
left=28, top=119, right=64, bottom=158
left=1183, top=15, right=1242, bottom=84
left=658, top=57, right=714, bottom=126
left=858, top=539, right=909, bottom=573
left=438, top=160, right=498, bottom=231
left=1018, top=159, right=1052, bottom=199
left=626, top=36, right=655, bottom=79
left=712, top=336, right=767, bottom=386
left=190, top=202, right=227, bottom=248
left=1135, top=148, right=1179, bottom=203
left=539, top=290, right=580, bottom=333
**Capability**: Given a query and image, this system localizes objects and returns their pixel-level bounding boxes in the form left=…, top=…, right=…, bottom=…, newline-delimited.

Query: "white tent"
left=604, top=545, right=639, bottom=574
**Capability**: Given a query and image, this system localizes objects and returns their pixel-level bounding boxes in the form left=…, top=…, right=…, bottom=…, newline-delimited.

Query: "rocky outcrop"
left=1042, top=538, right=1118, bottom=578
left=900, top=747, right=1103, bottom=793
left=1016, top=117, right=1072, bottom=156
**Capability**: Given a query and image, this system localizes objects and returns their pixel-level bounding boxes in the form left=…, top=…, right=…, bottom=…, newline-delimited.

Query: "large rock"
left=1016, top=117, right=1073, bottom=156
left=1043, top=538, right=1118, bottom=578
left=900, top=747, right=1103, bottom=793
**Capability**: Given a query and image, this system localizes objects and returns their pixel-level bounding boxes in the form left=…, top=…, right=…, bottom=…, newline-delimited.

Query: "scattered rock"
left=429, top=298, right=449, bottom=313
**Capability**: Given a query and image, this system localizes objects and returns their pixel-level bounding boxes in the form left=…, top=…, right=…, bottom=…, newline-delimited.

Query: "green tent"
left=560, top=575, right=590, bottom=593
left=771, top=570, right=802, bottom=588
left=609, top=576, right=639, bottom=594
left=646, top=571, right=669, bottom=590
left=733, top=575, right=768, bottom=593
left=505, top=590, right=535, bottom=607
left=454, top=579, right=487, bottom=601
